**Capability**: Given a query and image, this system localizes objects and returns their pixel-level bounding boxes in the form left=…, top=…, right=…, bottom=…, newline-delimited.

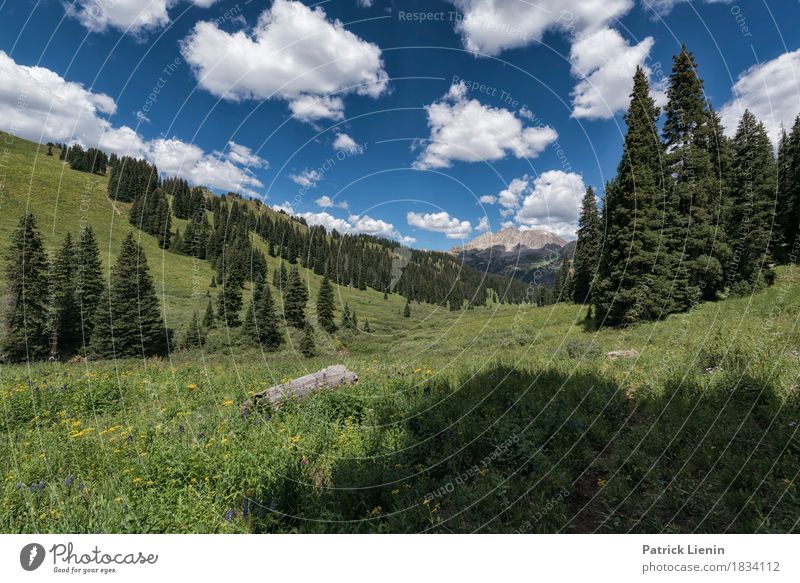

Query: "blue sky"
left=1, top=0, right=799, bottom=249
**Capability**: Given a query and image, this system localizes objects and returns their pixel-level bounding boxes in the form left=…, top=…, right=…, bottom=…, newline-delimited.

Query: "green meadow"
left=1, top=132, right=798, bottom=533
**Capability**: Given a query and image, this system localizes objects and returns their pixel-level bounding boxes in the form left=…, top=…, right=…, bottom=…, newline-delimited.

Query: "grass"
left=0, top=132, right=799, bottom=532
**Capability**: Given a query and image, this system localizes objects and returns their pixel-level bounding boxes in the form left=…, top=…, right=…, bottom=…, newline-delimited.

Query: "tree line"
left=564, top=46, right=797, bottom=326
left=0, top=215, right=167, bottom=361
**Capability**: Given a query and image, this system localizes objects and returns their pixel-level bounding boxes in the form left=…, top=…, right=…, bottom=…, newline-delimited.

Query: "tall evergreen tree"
left=572, top=186, right=601, bottom=304
left=254, top=283, right=282, bottom=350
left=49, top=232, right=81, bottom=357
left=180, top=310, right=206, bottom=349
left=777, top=116, right=800, bottom=259
left=1, top=214, right=50, bottom=361
left=202, top=298, right=215, bottom=328
left=594, top=67, right=684, bottom=326
left=299, top=323, right=316, bottom=358
left=90, top=233, right=167, bottom=358
left=216, top=271, right=244, bottom=327
left=283, top=266, right=307, bottom=328
left=403, top=299, right=411, bottom=318
left=341, top=302, right=354, bottom=329
left=75, top=225, right=104, bottom=346
left=663, top=46, right=728, bottom=301
left=727, top=110, right=779, bottom=293
left=316, top=275, right=336, bottom=333
left=553, top=259, right=572, bottom=303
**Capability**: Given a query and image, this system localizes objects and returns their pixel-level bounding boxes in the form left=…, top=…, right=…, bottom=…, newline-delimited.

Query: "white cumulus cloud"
left=333, top=132, right=361, bottom=153
left=446, top=2, right=664, bottom=119
left=719, top=49, right=800, bottom=145
left=515, top=170, right=586, bottom=239
left=180, top=0, right=389, bottom=123
left=289, top=169, right=323, bottom=188
left=413, top=81, right=557, bottom=170
left=447, top=0, right=633, bottom=56
left=315, top=195, right=349, bottom=209
left=0, top=51, right=263, bottom=196
left=67, top=0, right=218, bottom=35
left=299, top=211, right=415, bottom=244
left=570, top=28, right=661, bottom=119
left=407, top=211, right=473, bottom=239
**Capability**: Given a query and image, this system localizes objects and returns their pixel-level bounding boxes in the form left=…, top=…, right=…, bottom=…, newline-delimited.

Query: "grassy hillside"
left=0, top=132, right=798, bottom=533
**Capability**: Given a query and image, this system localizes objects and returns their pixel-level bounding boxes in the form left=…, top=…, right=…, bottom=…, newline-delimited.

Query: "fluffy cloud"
left=570, top=28, right=661, bottom=119
left=407, top=211, right=473, bottom=239
left=719, top=50, right=800, bottom=145
left=272, top=201, right=296, bottom=214
left=148, top=138, right=264, bottom=195
left=333, top=132, right=361, bottom=153
left=515, top=170, right=586, bottom=239
left=446, top=1, right=663, bottom=119
left=289, top=95, right=345, bottom=123
left=413, top=82, right=557, bottom=169
left=479, top=194, right=497, bottom=204
left=498, top=176, right=530, bottom=209
left=315, top=195, right=349, bottom=209
left=181, top=0, right=388, bottom=122
left=646, top=0, right=728, bottom=16
left=447, top=0, right=633, bottom=56
left=67, top=0, right=218, bottom=35
left=217, top=141, right=268, bottom=169
left=289, top=169, right=323, bottom=188
left=0, top=51, right=264, bottom=196
left=299, top=211, right=415, bottom=244
left=476, top=216, right=490, bottom=232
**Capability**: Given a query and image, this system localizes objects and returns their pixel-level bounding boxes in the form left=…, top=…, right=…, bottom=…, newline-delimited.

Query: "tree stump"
left=240, top=365, right=358, bottom=418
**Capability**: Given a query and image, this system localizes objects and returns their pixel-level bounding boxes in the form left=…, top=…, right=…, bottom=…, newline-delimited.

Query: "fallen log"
left=606, top=349, right=640, bottom=360
left=240, top=365, right=358, bottom=417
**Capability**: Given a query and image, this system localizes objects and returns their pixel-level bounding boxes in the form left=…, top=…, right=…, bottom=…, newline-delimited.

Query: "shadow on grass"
left=245, top=364, right=799, bottom=533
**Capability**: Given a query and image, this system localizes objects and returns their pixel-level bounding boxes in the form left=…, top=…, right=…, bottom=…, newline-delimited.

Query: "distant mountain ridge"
left=451, top=227, right=573, bottom=286
left=451, top=227, right=566, bottom=254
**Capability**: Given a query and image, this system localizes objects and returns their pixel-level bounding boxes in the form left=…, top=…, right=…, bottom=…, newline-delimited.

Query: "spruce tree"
left=363, top=318, right=370, bottom=332
left=283, top=266, right=307, bottom=328
left=299, top=323, right=316, bottom=357
left=663, top=46, right=728, bottom=300
left=572, top=186, right=601, bottom=304
left=316, top=275, right=336, bottom=333
left=594, top=68, right=683, bottom=326
left=728, top=110, right=778, bottom=293
left=202, top=298, right=215, bottom=328
left=1, top=213, right=50, bottom=361
left=341, top=302, right=354, bottom=329
left=180, top=310, right=206, bottom=349
left=75, top=225, right=104, bottom=346
left=777, top=116, right=800, bottom=258
left=49, top=232, right=81, bottom=357
left=90, top=233, right=166, bottom=358
left=216, top=271, right=244, bottom=327
left=403, top=299, right=411, bottom=318
left=254, top=283, right=282, bottom=350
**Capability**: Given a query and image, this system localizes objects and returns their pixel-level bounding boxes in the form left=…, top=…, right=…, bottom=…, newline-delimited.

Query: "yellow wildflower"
left=222, top=399, right=234, bottom=407
left=186, top=383, right=198, bottom=391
